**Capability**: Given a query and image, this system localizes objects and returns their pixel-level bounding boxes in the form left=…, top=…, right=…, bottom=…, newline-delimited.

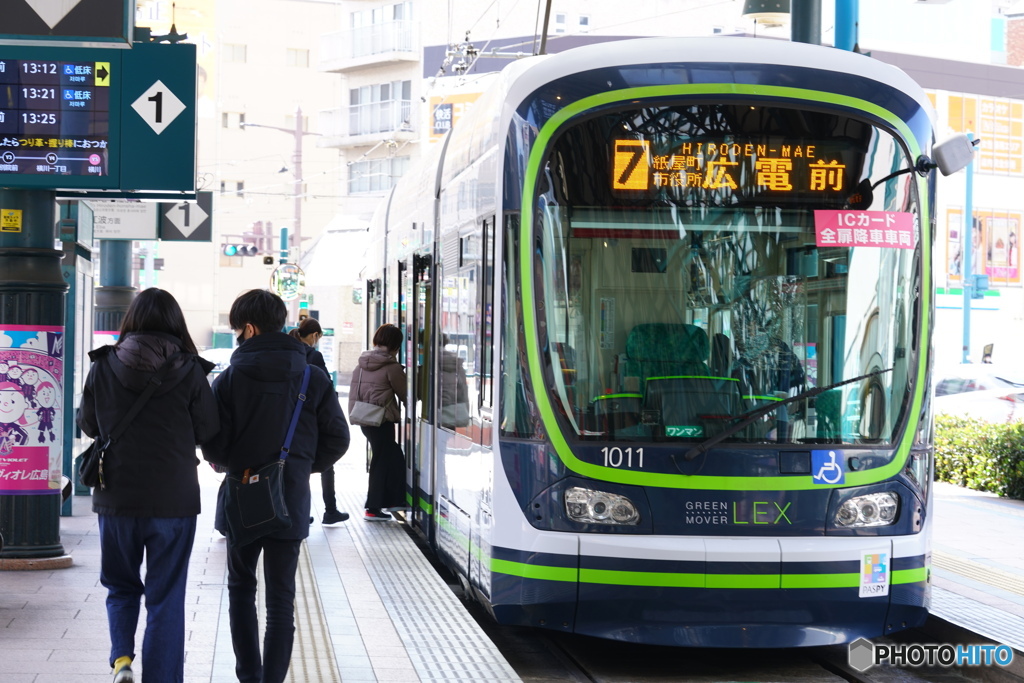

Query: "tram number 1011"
left=601, top=446, right=644, bottom=469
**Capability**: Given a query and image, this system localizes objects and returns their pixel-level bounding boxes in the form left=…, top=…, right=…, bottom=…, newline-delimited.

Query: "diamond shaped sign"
left=131, top=80, right=186, bottom=135
left=25, top=0, right=83, bottom=29
left=164, top=200, right=209, bottom=238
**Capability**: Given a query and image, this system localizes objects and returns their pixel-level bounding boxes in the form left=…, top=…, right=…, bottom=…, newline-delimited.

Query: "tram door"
left=363, top=278, right=385, bottom=473
left=411, top=253, right=435, bottom=538
left=396, top=260, right=413, bottom=468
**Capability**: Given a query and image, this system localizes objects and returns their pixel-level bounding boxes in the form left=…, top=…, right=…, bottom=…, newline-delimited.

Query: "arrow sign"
left=131, top=80, right=187, bottom=135
left=25, top=0, right=83, bottom=28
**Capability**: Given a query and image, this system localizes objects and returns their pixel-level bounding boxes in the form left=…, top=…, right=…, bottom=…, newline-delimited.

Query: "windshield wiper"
left=681, top=367, right=894, bottom=461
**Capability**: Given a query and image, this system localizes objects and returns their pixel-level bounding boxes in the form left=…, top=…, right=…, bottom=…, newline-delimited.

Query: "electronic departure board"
left=0, top=57, right=112, bottom=179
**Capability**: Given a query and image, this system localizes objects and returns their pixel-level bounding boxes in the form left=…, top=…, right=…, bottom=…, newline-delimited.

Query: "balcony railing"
left=350, top=99, right=413, bottom=137
left=319, top=100, right=415, bottom=140
left=320, top=21, right=417, bottom=71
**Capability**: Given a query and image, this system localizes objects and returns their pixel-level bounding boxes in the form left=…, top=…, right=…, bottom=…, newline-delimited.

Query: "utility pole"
left=241, top=106, right=319, bottom=266
left=962, top=133, right=977, bottom=363
left=240, top=107, right=320, bottom=322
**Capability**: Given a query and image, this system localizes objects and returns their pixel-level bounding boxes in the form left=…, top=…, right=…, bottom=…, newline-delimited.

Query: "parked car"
left=935, top=387, right=1024, bottom=423
left=934, top=364, right=1024, bottom=397
left=934, top=364, right=1024, bottom=423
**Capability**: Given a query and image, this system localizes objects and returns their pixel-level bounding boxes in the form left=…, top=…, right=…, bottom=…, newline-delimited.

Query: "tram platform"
left=0, top=424, right=522, bottom=683
left=928, top=480, right=1024, bottom=654
left=2, top=435, right=1024, bottom=682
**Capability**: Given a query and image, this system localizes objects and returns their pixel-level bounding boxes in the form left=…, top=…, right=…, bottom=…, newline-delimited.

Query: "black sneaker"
left=322, top=510, right=350, bottom=525
left=364, top=509, right=392, bottom=521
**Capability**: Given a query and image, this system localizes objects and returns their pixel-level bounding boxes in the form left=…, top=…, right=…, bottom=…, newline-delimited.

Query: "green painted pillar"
left=791, top=0, right=821, bottom=45
left=0, top=189, right=70, bottom=563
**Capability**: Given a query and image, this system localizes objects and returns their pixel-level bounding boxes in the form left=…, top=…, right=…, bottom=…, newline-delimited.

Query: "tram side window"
left=439, top=234, right=478, bottom=434
left=480, top=218, right=495, bottom=409
left=499, top=214, right=542, bottom=439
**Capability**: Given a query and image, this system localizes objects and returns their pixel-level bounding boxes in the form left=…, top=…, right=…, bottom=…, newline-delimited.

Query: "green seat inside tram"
left=611, top=324, right=742, bottom=438
left=619, top=323, right=712, bottom=390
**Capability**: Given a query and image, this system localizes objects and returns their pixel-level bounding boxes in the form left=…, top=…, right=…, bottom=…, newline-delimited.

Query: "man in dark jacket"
left=201, top=289, right=349, bottom=683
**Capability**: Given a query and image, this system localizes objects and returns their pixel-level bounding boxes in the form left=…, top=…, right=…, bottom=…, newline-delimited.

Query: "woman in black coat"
left=77, top=288, right=219, bottom=683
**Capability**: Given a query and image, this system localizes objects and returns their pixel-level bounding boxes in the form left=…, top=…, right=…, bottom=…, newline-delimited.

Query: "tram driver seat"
left=619, top=323, right=711, bottom=391
left=619, top=324, right=742, bottom=437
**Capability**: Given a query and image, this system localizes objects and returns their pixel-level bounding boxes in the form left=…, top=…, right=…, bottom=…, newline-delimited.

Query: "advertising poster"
left=946, top=208, right=1021, bottom=285
left=0, top=325, right=64, bottom=495
left=983, top=213, right=1020, bottom=284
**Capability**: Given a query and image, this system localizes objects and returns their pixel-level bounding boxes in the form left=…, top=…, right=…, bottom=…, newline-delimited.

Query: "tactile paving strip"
left=286, top=542, right=342, bottom=682
left=330, top=457, right=523, bottom=683
left=933, top=550, right=1024, bottom=598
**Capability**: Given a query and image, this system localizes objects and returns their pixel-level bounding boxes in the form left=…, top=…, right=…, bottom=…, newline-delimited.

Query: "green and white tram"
left=360, top=36, right=973, bottom=647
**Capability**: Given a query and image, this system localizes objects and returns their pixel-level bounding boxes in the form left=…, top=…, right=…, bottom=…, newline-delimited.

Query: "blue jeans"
left=98, top=515, right=197, bottom=683
left=227, top=537, right=302, bottom=683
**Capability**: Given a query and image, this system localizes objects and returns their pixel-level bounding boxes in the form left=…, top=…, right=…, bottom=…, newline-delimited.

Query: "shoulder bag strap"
left=279, top=366, right=311, bottom=461
left=107, top=352, right=182, bottom=443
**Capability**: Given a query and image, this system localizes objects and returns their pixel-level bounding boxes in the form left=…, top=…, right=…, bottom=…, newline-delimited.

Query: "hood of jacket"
left=230, top=331, right=308, bottom=380
left=358, top=347, right=398, bottom=372
left=87, top=332, right=212, bottom=395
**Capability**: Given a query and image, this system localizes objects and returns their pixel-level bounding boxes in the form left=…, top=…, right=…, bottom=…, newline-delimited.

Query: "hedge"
left=934, top=415, right=1024, bottom=499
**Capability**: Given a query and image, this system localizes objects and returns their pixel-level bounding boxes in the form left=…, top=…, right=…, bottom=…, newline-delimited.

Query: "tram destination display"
left=610, top=133, right=855, bottom=201
left=0, top=57, right=112, bottom=178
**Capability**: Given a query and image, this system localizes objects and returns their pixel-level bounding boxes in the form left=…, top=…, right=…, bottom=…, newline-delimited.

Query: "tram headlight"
left=565, top=487, right=640, bottom=525
left=834, top=492, right=899, bottom=528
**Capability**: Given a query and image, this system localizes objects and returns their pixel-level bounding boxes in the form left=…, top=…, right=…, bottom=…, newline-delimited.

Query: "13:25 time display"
left=21, top=112, right=57, bottom=125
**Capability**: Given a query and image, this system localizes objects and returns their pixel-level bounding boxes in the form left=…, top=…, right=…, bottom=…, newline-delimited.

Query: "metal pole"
left=835, top=0, right=859, bottom=51
left=293, top=106, right=303, bottom=265
left=538, top=0, right=553, bottom=55
left=962, top=132, right=976, bottom=363
left=95, top=240, right=136, bottom=334
left=791, top=0, right=822, bottom=45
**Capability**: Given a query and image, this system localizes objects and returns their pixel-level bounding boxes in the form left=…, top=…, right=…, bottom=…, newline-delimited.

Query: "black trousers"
left=320, top=466, right=337, bottom=512
left=227, top=537, right=302, bottom=683
left=360, top=421, right=406, bottom=509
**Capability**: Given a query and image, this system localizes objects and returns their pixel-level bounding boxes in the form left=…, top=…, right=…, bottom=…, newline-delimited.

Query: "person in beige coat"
left=348, top=323, right=407, bottom=520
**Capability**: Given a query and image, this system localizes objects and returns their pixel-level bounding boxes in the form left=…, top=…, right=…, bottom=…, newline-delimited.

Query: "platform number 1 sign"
left=130, top=80, right=187, bottom=135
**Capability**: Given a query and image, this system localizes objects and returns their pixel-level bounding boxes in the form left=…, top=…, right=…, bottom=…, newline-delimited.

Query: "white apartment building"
left=133, top=0, right=345, bottom=350
left=124, top=0, right=1024, bottom=376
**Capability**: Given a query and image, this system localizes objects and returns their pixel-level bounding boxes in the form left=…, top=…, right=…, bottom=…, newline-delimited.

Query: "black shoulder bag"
left=78, top=353, right=181, bottom=490
left=222, top=366, right=310, bottom=548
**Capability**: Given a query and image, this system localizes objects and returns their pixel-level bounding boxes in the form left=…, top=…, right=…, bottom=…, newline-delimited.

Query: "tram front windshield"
left=534, top=103, right=920, bottom=445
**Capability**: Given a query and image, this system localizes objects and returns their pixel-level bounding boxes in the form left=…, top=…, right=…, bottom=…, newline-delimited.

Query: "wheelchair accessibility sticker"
left=811, top=450, right=845, bottom=485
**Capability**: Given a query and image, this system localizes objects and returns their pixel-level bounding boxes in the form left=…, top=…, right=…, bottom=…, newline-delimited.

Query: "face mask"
left=236, top=332, right=246, bottom=346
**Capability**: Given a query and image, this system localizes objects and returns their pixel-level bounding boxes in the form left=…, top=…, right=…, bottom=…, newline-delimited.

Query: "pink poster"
left=813, top=210, right=915, bottom=249
left=0, top=325, right=64, bottom=495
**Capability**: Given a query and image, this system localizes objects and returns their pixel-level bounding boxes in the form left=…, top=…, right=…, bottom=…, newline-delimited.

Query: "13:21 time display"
left=21, top=87, right=56, bottom=99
